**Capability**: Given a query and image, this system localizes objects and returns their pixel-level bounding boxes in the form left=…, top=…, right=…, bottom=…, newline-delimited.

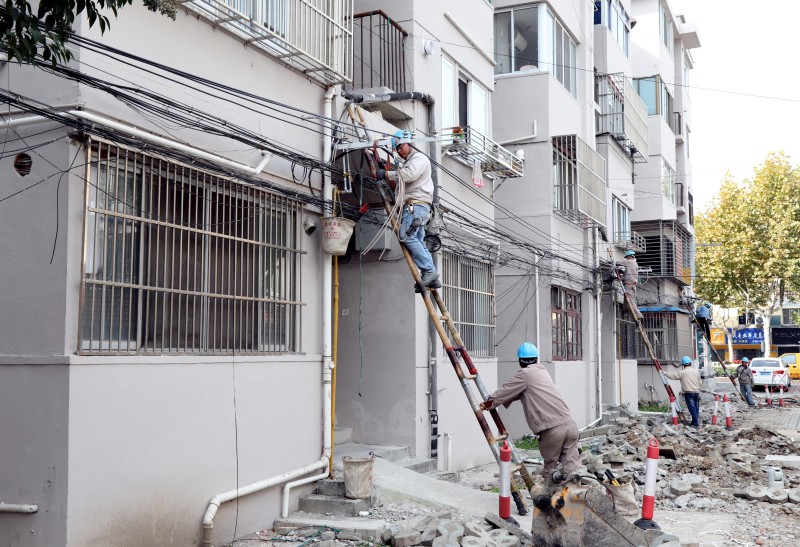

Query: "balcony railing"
left=552, top=135, right=607, bottom=227
left=614, top=230, right=646, bottom=253
left=595, top=72, right=648, bottom=163
left=348, top=11, right=407, bottom=93
left=441, top=126, right=524, bottom=179
left=184, top=0, right=353, bottom=85
left=631, top=220, right=692, bottom=286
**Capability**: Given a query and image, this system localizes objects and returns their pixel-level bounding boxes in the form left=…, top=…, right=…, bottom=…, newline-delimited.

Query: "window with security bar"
left=551, top=286, right=582, bottom=360
left=441, top=252, right=496, bottom=358
left=617, top=304, right=637, bottom=359
left=80, top=140, right=304, bottom=354
left=635, top=312, right=678, bottom=362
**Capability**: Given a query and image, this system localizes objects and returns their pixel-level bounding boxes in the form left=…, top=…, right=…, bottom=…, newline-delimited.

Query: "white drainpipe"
left=0, top=503, right=38, bottom=513
left=199, top=84, right=337, bottom=545
left=0, top=111, right=273, bottom=175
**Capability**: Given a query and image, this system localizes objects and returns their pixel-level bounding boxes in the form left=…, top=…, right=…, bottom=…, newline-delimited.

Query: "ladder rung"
left=495, top=433, right=508, bottom=442
left=465, top=374, right=477, bottom=380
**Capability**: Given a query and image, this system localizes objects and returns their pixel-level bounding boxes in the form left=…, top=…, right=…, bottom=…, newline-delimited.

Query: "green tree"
left=1, top=0, right=177, bottom=65
left=695, top=152, right=800, bottom=357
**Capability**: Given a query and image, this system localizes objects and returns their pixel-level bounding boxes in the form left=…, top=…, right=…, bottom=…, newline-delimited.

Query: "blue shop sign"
left=728, top=328, right=764, bottom=343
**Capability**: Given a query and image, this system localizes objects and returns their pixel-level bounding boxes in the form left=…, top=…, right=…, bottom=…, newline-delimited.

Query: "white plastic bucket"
left=321, top=217, right=355, bottom=255
left=342, top=455, right=375, bottom=499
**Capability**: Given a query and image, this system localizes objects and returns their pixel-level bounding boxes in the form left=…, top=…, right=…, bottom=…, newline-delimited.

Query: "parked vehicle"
left=779, top=353, right=800, bottom=380
left=749, top=358, right=792, bottom=388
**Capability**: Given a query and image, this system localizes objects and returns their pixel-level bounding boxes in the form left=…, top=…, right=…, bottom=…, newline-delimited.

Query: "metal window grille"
left=442, top=252, right=496, bottom=358
left=79, top=139, right=304, bottom=355
left=348, top=11, right=407, bottom=93
left=552, top=135, right=607, bottom=227
left=617, top=305, right=637, bottom=359
left=551, top=286, right=582, bottom=360
left=631, top=220, right=692, bottom=286
left=633, top=312, right=689, bottom=363
left=595, top=72, right=648, bottom=161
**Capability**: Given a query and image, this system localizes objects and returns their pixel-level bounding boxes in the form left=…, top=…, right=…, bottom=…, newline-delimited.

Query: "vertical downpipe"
left=426, top=100, right=439, bottom=462
left=594, top=225, right=603, bottom=421
left=322, top=86, right=337, bottom=470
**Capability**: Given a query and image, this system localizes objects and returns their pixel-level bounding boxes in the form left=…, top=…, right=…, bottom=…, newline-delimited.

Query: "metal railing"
left=184, top=0, right=353, bottom=85
left=442, top=252, right=496, bottom=358
left=552, top=135, right=607, bottom=227
left=614, top=230, right=646, bottom=253
left=79, top=139, right=304, bottom=354
left=595, top=72, right=648, bottom=162
left=441, top=126, right=524, bottom=179
left=631, top=220, right=692, bottom=286
left=348, top=11, right=407, bottom=92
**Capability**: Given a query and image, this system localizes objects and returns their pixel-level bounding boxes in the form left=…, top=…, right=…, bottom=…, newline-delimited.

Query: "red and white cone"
left=634, top=438, right=661, bottom=530
left=779, top=384, right=785, bottom=406
left=712, top=394, right=719, bottom=426
left=766, top=385, right=773, bottom=406
left=723, top=394, right=732, bottom=430
left=499, top=440, right=511, bottom=521
left=670, top=394, right=678, bottom=426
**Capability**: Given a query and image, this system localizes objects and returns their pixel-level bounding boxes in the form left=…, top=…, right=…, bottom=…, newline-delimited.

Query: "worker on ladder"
left=375, top=130, right=440, bottom=291
left=621, top=250, right=643, bottom=319
left=479, top=343, right=580, bottom=483
left=695, top=302, right=712, bottom=340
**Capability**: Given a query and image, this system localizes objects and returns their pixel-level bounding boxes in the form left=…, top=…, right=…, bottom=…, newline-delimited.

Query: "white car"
left=749, top=358, right=792, bottom=389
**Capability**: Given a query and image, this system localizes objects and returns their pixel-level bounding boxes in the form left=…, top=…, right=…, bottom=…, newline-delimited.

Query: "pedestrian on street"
left=695, top=302, right=712, bottom=340
left=375, top=130, right=440, bottom=291
left=665, top=356, right=702, bottom=427
left=736, top=357, right=757, bottom=406
left=621, top=250, right=643, bottom=319
left=479, top=342, right=579, bottom=481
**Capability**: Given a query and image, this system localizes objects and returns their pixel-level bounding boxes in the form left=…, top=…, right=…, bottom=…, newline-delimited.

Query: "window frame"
left=612, top=196, right=631, bottom=241
left=442, top=56, right=489, bottom=135
left=659, top=1, right=673, bottom=53
left=442, top=251, right=496, bottom=358
left=79, top=138, right=304, bottom=355
left=551, top=286, right=583, bottom=361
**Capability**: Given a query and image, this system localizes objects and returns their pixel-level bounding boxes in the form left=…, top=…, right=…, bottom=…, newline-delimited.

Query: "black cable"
left=50, top=140, right=84, bottom=263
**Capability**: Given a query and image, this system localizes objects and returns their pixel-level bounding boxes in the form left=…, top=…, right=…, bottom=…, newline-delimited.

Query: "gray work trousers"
left=538, top=420, right=580, bottom=476
left=624, top=282, right=643, bottom=319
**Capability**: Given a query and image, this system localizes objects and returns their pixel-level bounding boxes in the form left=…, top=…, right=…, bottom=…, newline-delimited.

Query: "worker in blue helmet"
left=479, top=342, right=579, bottom=482
left=695, top=301, right=712, bottom=340
left=621, top=250, right=642, bottom=319
left=374, top=130, right=440, bottom=291
left=664, top=356, right=702, bottom=427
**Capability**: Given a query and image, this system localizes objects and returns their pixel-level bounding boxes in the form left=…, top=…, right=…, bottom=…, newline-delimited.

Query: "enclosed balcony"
left=631, top=220, right=692, bottom=286
left=348, top=11, right=408, bottom=93
left=185, top=0, right=353, bottom=85
left=595, top=72, right=648, bottom=162
left=441, top=126, right=524, bottom=179
left=552, top=135, right=607, bottom=227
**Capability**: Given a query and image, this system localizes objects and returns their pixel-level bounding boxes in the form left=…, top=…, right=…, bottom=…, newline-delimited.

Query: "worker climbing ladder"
left=612, top=261, right=689, bottom=424
left=360, top=144, right=535, bottom=516
left=681, top=301, right=739, bottom=391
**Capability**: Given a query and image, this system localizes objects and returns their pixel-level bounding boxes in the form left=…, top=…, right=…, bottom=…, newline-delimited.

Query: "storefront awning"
left=639, top=305, right=690, bottom=314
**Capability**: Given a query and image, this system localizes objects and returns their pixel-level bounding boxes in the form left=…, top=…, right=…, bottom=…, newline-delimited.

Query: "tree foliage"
left=1, top=0, right=178, bottom=65
left=695, top=152, right=800, bottom=354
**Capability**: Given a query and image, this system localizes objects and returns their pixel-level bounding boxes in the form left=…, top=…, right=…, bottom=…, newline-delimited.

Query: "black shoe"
left=421, top=271, right=442, bottom=289
left=414, top=282, right=423, bottom=293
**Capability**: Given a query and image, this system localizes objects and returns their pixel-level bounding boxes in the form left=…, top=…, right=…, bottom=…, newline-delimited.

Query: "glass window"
left=612, top=197, right=631, bottom=241
left=634, top=75, right=672, bottom=124
left=441, top=57, right=455, bottom=128
left=442, top=252, right=496, bottom=357
left=551, top=286, right=582, bottom=360
left=659, top=2, right=673, bottom=52
left=661, top=159, right=676, bottom=204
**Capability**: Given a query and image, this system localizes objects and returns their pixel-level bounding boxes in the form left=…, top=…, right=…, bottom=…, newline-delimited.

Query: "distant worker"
left=479, top=343, right=579, bottom=481
left=736, top=357, right=756, bottom=406
left=375, top=130, right=440, bottom=290
left=664, top=356, right=702, bottom=428
left=695, top=302, right=712, bottom=340
left=622, top=250, right=642, bottom=319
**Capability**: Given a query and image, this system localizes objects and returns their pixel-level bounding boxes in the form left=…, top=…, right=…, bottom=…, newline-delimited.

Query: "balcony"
left=348, top=11, right=408, bottom=93
left=614, top=230, right=646, bottom=253
left=552, top=135, right=607, bottom=227
left=441, top=126, right=524, bottom=179
left=595, top=73, right=648, bottom=163
left=631, top=220, right=692, bottom=286
left=184, top=0, right=353, bottom=85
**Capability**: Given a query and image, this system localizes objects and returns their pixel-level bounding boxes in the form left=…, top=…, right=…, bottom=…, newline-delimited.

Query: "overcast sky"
left=677, top=0, right=800, bottom=212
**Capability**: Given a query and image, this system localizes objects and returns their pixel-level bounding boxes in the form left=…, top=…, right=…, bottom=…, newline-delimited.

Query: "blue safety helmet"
left=704, top=303, right=712, bottom=309
left=624, top=250, right=636, bottom=258
left=391, top=130, right=411, bottom=149
left=681, top=356, right=692, bottom=366
left=742, top=357, right=749, bottom=363
left=517, top=342, right=539, bottom=359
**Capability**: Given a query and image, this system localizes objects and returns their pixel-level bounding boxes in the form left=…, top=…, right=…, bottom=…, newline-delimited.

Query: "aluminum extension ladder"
left=366, top=171, right=535, bottom=515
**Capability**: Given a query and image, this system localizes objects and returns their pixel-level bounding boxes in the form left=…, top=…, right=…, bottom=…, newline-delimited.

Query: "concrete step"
left=274, top=514, right=390, bottom=540
left=394, top=457, right=438, bottom=474
left=316, top=478, right=346, bottom=497
left=334, top=427, right=354, bottom=444
left=297, top=493, right=370, bottom=517
left=333, top=442, right=410, bottom=464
